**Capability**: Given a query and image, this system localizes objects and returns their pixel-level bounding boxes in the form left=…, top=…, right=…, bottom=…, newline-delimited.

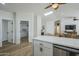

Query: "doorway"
left=55, top=20, right=61, bottom=36
left=20, top=21, right=29, bottom=44
left=2, top=20, right=13, bottom=47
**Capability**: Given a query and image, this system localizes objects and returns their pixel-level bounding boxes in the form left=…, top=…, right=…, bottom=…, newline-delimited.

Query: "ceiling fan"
left=64, top=17, right=79, bottom=21
left=45, top=3, right=66, bottom=10
left=72, top=17, right=79, bottom=21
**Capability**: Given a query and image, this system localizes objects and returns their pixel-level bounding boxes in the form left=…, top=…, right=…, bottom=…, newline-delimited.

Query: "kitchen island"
left=33, top=36, right=79, bottom=56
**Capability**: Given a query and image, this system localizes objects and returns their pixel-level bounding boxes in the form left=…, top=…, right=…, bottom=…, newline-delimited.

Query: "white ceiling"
left=0, top=3, right=54, bottom=23
left=1, top=3, right=79, bottom=23
left=0, top=3, right=79, bottom=13
left=0, top=3, right=50, bottom=13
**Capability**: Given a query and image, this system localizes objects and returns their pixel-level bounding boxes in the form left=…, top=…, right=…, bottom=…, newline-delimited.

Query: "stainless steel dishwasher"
left=53, top=44, right=79, bottom=56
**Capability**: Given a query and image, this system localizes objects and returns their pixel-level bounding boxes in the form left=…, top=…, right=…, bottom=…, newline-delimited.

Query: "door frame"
left=54, top=20, right=61, bottom=36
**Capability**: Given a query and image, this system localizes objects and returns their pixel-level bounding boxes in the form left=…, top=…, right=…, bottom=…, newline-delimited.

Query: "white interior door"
left=2, top=20, right=8, bottom=41
left=8, top=20, right=13, bottom=43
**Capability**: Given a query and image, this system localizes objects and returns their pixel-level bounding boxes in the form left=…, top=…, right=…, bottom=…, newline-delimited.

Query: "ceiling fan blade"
left=45, top=4, right=52, bottom=9
left=64, top=16, right=75, bottom=18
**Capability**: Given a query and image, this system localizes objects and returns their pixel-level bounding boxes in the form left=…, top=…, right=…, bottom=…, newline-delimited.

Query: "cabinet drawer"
left=33, top=40, right=53, bottom=49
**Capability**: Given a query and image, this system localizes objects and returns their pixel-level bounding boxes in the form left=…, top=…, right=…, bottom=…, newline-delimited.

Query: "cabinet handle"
left=40, top=47, right=43, bottom=52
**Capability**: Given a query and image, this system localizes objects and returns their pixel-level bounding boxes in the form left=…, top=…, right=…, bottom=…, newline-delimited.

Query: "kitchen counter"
left=33, top=36, right=79, bottom=50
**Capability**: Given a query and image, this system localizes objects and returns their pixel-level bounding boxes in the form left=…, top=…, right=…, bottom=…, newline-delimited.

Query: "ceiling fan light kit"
left=52, top=3, right=59, bottom=10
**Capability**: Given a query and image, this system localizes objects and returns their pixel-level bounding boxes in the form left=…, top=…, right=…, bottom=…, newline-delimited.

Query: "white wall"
left=57, top=4, right=79, bottom=35
left=0, top=10, right=13, bottom=20
left=15, top=11, right=43, bottom=43
left=44, top=12, right=57, bottom=35
left=16, top=12, right=36, bottom=44
left=61, top=18, right=75, bottom=33
left=61, top=18, right=79, bottom=35
left=33, top=15, right=37, bottom=37
left=37, top=15, right=42, bottom=36
left=45, top=4, right=79, bottom=36
left=45, top=17, right=79, bottom=35
left=45, top=20, right=55, bottom=35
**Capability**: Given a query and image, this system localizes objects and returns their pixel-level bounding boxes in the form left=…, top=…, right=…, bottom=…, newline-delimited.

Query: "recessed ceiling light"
left=44, top=11, right=53, bottom=16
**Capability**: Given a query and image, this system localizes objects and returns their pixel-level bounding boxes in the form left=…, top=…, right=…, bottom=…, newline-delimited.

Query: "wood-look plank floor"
left=0, top=38, right=32, bottom=56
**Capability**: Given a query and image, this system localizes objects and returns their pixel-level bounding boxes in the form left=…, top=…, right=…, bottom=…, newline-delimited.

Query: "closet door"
left=8, top=21, right=13, bottom=43
left=2, top=20, right=8, bottom=41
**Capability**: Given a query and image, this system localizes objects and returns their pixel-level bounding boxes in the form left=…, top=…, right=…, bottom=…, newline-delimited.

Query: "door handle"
left=40, top=43, right=43, bottom=52
left=40, top=47, right=43, bottom=52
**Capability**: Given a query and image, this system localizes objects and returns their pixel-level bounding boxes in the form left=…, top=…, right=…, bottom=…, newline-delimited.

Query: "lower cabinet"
left=33, top=40, right=79, bottom=56
left=33, top=40, right=53, bottom=56
left=33, top=40, right=69, bottom=56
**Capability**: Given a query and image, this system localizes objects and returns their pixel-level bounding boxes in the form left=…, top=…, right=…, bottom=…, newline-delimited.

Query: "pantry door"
left=8, top=20, right=13, bottom=43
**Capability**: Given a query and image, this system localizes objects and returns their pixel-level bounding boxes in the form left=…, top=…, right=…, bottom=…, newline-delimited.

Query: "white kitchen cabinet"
left=33, top=36, right=79, bottom=56
left=33, top=40, right=53, bottom=56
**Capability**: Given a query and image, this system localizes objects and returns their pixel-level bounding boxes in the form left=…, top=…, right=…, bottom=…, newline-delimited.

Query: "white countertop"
left=33, top=36, right=79, bottom=49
